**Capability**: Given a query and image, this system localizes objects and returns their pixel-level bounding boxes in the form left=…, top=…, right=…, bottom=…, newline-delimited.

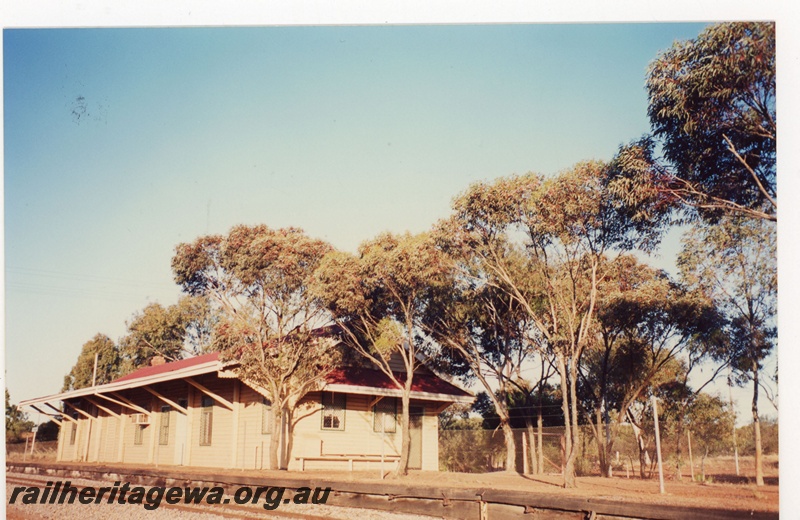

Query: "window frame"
left=199, top=395, right=214, bottom=446
left=159, top=405, right=171, bottom=445
left=134, top=424, right=145, bottom=445
left=261, top=398, right=273, bottom=435
left=69, top=413, right=78, bottom=445
left=373, top=397, right=398, bottom=433
left=320, top=392, right=346, bottom=431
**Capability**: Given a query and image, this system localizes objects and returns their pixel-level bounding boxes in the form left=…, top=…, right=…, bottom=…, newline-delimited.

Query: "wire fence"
left=438, top=424, right=778, bottom=483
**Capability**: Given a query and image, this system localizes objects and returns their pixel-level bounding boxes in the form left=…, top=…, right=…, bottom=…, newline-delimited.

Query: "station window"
left=199, top=395, right=213, bottom=446
left=159, top=405, right=170, bottom=445
left=134, top=424, right=145, bottom=445
left=69, top=413, right=78, bottom=445
left=262, top=398, right=273, bottom=435
left=373, top=397, right=397, bottom=433
left=321, top=392, right=345, bottom=431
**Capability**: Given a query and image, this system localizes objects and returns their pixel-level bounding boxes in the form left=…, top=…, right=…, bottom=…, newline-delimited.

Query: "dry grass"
left=5, top=440, right=58, bottom=462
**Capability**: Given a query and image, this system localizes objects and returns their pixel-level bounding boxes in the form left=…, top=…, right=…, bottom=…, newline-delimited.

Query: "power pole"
left=92, top=352, right=99, bottom=387
left=728, top=371, right=740, bottom=476
left=652, top=395, right=665, bottom=494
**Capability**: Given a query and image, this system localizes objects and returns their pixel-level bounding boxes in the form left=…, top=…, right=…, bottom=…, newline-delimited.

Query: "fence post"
left=522, top=431, right=529, bottom=474
left=652, top=395, right=665, bottom=494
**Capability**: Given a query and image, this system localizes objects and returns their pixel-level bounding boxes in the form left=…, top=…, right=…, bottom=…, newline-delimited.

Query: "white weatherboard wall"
left=53, top=373, right=455, bottom=473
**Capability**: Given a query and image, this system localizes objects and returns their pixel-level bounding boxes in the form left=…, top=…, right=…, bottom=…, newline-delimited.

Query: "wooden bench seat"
left=295, top=454, right=400, bottom=471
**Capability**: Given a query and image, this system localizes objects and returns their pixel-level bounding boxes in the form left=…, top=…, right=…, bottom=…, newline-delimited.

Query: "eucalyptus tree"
left=679, top=215, right=776, bottom=485
left=622, top=357, right=689, bottom=478
left=118, top=295, right=216, bottom=373
left=311, top=231, right=450, bottom=476
left=440, top=161, right=665, bottom=487
left=6, top=390, right=34, bottom=443
left=62, top=333, right=122, bottom=391
left=612, top=22, right=776, bottom=222
left=581, top=254, right=726, bottom=477
left=172, top=224, right=340, bottom=470
left=686, top=393, right=735, bottom=482
left=423, top=250, right=541, bottom=473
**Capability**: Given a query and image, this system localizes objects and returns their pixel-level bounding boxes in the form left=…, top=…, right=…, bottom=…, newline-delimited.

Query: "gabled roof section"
left=324, top=367, right=473, bottom=404
left=113, top=352, right=220, bottom=383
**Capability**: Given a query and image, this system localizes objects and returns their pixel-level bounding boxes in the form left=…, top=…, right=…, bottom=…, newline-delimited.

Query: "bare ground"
left=7, top=446, right=778, bottom=515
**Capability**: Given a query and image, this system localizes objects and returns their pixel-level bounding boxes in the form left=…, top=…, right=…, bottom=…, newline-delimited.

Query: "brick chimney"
left=150, top=356, right=166, bottom=366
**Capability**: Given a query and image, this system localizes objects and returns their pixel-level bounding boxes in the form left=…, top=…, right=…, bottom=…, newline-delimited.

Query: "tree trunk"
left=525, top=419, right=537, bottom=475
left=701, top=447, right=708, bottom=482
left=639, top=446, right=648, bottom=479
left=604, top=404, right=614, bottom=478
left=628, top=416, right=648, bottom=479
left=269, top=407, right=281, bottom=470
left=564, top=355, right=581, bottom=487
left=500, top=418, right=518, bottom=473
left=597, top=339, right=612, bottom=478
left=482, top=381, right=518, bottom=474
left=596, top=404, right=609, bottom=477
left=281, top=407, right=295, bottom=470
left=537, top=408, right=544, bottom=474
left=674, top=425, right=683, bottom=481
left=395, top=390, right=411, bottom=476
left=556, top=353, right=575, bottom=488
left=752, top=363, right=764, bottom=486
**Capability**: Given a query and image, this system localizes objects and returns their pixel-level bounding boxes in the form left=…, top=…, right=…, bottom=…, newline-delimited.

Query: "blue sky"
left=4, top=24, right=777, bottom=423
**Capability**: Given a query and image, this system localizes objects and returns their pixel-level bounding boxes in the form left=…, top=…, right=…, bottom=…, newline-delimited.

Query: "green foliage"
left=614, top=22, right=776, bottom=222
left=312, top=231, right=449, bottom=369
left=679, top=205, right=775, bottom=485
left=679, top=216, right=776, bottom=373
left=62, top=333, right=121, bottom=391
left=584, top=254, right=725, bottom=416
left=422, top=246, right=546, bottom=450
left=312, top=231, right=451, bottom=476
left=441, top=160, right=669, bottom=486
left=438, top=416, right=503, bottom=473
left=35, top=420, right=60, bottom=442
left=172, top=224, right=339, bottom=469
left=472, top=388, right=564, bottom=429
left=686, top=393, right=735, bottom=457
left=579, top=253, right=728, bottom=476
left=737, top=417, right=778, bottom=455
left=373, top=318, right=404, bottom=357
left=172, top=224, right=338, bottom=385
left=6, top=389, right=34, bottom=443
left=438, top=402, right=473, bottom=430
left=119, top=295, right=216, bottom=372
left=120, top=301, right=185, bottom=369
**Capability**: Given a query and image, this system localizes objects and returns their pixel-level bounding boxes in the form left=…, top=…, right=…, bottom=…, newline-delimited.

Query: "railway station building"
left=19, top=352, right=472, bottom=472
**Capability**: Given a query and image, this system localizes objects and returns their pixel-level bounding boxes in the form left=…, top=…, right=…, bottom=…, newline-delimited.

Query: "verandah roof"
left=19, top=351, right=473, bottom=410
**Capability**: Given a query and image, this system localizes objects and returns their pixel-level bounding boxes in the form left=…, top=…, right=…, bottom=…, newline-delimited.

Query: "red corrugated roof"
left=112, top=352, right=470, bottom=398
left=326, top=367, right=471, bottom=398
left=112, top=352, right=220, bottom=383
